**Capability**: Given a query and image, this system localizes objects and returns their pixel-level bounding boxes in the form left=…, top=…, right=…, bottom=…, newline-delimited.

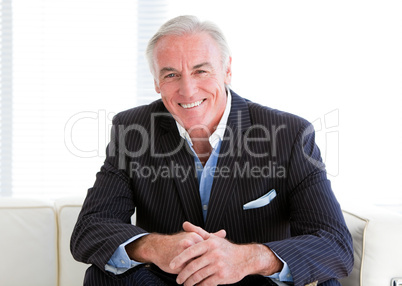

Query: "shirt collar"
left=176, top=89, right=232, bottom=149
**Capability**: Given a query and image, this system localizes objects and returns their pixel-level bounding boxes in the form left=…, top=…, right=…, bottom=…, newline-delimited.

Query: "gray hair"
left=146, top=15, right=231, bottom=77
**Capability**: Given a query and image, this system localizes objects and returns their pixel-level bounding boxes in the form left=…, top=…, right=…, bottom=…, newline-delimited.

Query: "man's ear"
left=154, top=79, right=161, bottom=94
left=224, top=57, right=232, bottom=85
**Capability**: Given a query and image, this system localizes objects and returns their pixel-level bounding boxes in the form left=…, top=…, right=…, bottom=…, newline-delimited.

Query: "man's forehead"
left=154, top=35, right=221, bottom=70
left=154, top=32, right=219, bottom=55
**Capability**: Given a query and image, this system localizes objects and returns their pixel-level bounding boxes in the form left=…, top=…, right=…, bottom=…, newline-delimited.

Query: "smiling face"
left=152, top=32, right=232, bottom=132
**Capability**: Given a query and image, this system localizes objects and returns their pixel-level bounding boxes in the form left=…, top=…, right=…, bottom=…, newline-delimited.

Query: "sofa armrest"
left=340, top=206, right=402, bottom=286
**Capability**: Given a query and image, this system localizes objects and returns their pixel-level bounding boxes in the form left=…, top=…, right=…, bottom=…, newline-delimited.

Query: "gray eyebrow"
left=159, top=62, right=213, bottom=76
left=159, top=67, right=177, bottom=75
left=193, top=62, right=213, bottom=69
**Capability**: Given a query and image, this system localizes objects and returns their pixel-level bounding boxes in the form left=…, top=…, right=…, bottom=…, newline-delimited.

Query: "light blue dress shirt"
left=193, top=140, right=222, bottom=222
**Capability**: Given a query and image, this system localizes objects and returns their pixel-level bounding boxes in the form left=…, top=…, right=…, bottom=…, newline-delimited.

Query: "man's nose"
left=179, top=75, right=198, bottom=97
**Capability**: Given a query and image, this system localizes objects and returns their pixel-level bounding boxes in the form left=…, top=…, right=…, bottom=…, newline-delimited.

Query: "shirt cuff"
left=105, top=233, right=149, bottom=275
left=268, top=250, right=293, bottom=282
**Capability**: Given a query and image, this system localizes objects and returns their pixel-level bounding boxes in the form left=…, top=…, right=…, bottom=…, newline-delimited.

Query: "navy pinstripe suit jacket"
left=71, top=91, right=353, bottom=286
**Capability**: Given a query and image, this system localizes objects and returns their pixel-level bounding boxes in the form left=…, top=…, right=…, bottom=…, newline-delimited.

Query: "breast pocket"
left=243, top=189, right=277, bottom=210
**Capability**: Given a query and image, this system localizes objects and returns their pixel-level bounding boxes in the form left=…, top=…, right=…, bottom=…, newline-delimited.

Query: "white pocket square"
left=243, top=189, right=277, bottom=210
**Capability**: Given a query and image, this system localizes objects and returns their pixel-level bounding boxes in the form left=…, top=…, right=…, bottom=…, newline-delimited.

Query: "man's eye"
left=165, top=73, right=176, bottom=78
left=196, top=70, right=207, bottom=74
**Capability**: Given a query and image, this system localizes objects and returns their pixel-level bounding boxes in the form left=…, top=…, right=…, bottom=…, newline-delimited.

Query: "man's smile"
left=179, top=99, right=206, bottom=109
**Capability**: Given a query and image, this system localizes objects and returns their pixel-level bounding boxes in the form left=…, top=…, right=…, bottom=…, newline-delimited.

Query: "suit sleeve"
left=70, top=115, right=147, bottom=272
left=265, top=122, right=354, bottom=286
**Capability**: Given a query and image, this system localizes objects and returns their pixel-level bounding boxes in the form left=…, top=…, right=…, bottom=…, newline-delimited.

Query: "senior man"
left=71, top=15, right=353, bottom=286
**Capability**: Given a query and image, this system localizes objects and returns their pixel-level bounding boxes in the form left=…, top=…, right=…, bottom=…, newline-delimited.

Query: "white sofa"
left=1, top=197, right=401, bottom=286
left=0, top=197, right=87, bottom=286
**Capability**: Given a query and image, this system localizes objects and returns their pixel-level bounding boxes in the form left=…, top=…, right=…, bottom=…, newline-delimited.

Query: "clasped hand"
left=170, top=222, right=252, bottom=286
left=129, top=221, right=281, bottom=286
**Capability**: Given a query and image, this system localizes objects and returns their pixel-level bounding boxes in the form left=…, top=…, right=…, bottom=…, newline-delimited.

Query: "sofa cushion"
left=0, top=198, right=58, bottom=286
left=340, top=207, right=402, bottom=286
left=55, top=196, right=88, bottom=286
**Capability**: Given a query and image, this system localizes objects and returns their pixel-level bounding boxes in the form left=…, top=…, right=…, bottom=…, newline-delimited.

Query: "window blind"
left=0, top=0, right=12, bottom=196
left=10, top=0, right=166, bottom=198
left=137, top=0, right=167, bottom=105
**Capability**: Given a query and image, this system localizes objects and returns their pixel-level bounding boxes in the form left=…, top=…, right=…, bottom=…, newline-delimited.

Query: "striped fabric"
left=83, top=264, right=279, bottom=286
left=71, top=91, right=354, bottom=286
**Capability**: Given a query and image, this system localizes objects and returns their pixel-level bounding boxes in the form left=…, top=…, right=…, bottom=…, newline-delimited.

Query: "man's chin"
left=177, top=118, right=212, bottom=132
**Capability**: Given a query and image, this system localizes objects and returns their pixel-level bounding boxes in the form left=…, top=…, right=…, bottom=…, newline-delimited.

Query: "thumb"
left=213, top=229, right=227, bottom=239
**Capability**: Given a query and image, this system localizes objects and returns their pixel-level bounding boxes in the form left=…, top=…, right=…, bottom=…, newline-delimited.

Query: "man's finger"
left=183, top=221, right=227, bottom=240
left=213, top=229, right=226, bottom=238
left=176, top=253, right=212, bottom=285
left=169, top=240, right=208, bottom=270
left=182, top=221, right=210, bottom=240
left=184, top=266, right=220, bottom=286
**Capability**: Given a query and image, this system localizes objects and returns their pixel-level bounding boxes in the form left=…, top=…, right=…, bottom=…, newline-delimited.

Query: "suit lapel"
left=205, top=92, right=252, bottom=232
left=157, top=111, right=205, bottom=228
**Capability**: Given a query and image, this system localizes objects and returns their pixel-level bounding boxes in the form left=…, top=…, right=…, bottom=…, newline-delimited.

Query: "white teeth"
left=180, top=100, right=204, bottom=109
